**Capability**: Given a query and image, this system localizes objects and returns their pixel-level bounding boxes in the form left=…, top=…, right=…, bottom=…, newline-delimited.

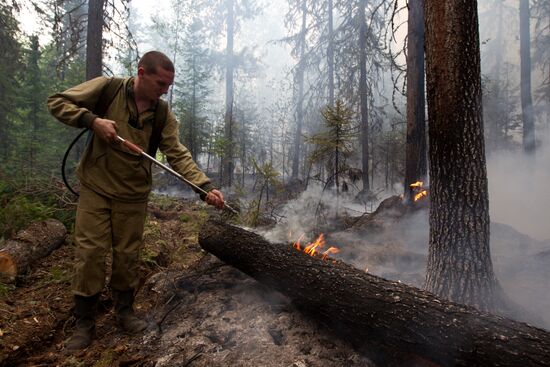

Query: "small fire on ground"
left=291, top=233, right=340, bottom=261
left=410, top=181, right=428, bottom=202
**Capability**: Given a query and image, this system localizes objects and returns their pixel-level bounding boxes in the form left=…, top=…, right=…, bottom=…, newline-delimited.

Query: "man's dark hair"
left=138, top=51, right=174, bottom=74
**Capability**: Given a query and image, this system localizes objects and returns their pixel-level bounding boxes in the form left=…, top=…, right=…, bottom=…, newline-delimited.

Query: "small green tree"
left=306, top=100, right=355, bottom=195
left=245, top=159, right=281, bottom=227
left=174, top=17, right=212, bottom=159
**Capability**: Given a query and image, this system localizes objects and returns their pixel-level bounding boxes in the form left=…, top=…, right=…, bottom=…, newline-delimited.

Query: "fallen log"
left=199, top=220, right=550, bottom=367
left=0, top=219, right=67, bottom=283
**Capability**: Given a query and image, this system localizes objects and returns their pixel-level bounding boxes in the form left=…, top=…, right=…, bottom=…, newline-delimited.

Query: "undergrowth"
left=0, top=174, right=76, bottom=239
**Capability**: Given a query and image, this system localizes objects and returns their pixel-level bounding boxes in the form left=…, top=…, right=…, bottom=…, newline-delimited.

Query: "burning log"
left=199, top=220, right=550, bottom=367
left=0, top=219, right=67, bottom=283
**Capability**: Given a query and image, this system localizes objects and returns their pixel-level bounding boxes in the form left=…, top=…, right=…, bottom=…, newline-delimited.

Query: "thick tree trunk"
left=85, top=0, right=104, bottom=80
left=199, top=220, right=550, bottom=366
left=0, top=219, right=67, bottom=283
left=404, top=0, right=426, bottom=203
left=423, top=0, right=500, bottom=312
left=519, top=0, right=535, bottom=154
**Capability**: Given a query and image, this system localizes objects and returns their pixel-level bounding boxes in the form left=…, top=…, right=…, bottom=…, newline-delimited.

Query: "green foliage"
left=0, top=282, right=15, bottom=298
left=0, top=176, right=76, bottom=239
left=306, top=100, right=355, bottom=190
left=37, top=265, right=71, bottom=286
left=0, top=195, right=54, bottom=239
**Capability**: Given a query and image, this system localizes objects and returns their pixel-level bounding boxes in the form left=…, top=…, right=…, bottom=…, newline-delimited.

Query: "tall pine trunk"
left=85, top=0, right=104, bottom=81
left=327, top=0, right=335, bottom=107
left=403, top=0, right=426, bottom=203
left=520, top=0, right=535, bottom=154
left=358, top=0, right=370, bottom=195
left=222, top=0, right=235, bottom=187
left=423, top=0, right=502, bottom=312
left=291, top=0, right=307, bottom=181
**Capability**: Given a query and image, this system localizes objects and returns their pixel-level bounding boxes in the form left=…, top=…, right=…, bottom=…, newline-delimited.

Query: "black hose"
left=62, top=128, right=89, bottom=197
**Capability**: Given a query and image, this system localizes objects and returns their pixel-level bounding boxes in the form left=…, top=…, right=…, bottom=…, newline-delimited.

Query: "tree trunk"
left=520, top=0, right=535, bottom=154
left=199, top=220, right=550, bottom=366
left=291, top=0, right=308, bottom=181
left=85, top=0, right=104, bottom=80
left=423, top=0, right=501, bottom=312
left=0, top=219, right=67, bottom=283
left=358, top=0, right=370, bottom=195
left=403, top=0, right=426, bottom=203
left=327, top=0, right=335, bottom=107
left=222, top=0, right=235, bottom=187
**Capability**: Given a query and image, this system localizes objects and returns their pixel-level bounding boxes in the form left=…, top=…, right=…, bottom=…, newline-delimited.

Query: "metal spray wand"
left=116, top=135, right=238, bottom=214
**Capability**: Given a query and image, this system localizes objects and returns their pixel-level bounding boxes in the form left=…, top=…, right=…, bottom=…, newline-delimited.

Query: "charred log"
left=199, top=220, right=550, bottom=367
left=0, top=219, right=67, bottom=283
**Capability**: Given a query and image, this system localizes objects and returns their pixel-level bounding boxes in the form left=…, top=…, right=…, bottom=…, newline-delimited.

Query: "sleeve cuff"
left=198, top=182, right=215, bottom=201
left=79, top=111, right=99, bottom=129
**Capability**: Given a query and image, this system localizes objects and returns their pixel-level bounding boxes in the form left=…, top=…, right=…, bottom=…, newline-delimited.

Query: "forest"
left=0, top=0, right=549, bottom=366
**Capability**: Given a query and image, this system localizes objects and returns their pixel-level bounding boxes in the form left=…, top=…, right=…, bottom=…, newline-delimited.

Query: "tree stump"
left=199, top=219, right=550, bottom=367
left=0, top=219, right=67, bottom=283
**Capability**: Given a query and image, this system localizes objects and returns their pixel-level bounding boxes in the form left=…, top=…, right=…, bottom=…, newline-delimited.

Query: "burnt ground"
left=1, top=194, right=549, bottom=367
left=0, top=197, right=377, bottom=367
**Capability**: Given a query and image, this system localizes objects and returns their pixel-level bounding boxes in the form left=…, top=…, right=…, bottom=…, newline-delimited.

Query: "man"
left=48, top=51, right=225, bottom=351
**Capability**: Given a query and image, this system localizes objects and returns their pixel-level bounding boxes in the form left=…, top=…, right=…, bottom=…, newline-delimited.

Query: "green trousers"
left=72, top=186, right=148, bottom=297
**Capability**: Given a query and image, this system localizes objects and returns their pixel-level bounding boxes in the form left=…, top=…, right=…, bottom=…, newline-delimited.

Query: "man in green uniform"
left=48, top=51, right=225, bottom=351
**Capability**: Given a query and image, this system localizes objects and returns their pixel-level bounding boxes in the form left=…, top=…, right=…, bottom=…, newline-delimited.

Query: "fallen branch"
left=199, top=219, right=550, bottom=366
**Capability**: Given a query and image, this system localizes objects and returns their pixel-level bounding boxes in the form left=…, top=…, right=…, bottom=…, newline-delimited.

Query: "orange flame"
left=292, top=233, right=339, bottom=261
left=410, top=181, right=423, bottom=188
left=414, top=190, right=428, bottom=201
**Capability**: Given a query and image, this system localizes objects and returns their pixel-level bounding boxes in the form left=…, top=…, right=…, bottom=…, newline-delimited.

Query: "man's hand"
left=91, top=117, right=118, bottom=144
left=205, top=189, right=225, bottom=210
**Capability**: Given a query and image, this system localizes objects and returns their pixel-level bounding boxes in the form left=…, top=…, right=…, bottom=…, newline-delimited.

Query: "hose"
left=61, top=128, right=90, bottom=197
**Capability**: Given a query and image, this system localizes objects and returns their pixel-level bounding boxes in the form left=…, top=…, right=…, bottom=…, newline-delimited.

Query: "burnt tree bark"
left=199, top=220, right=550, bottom=367
left=0, top=219, right=67, bottom=283
left=423, top=0, right=502, bottom=312
left=404, top=0, right=426, bottom=203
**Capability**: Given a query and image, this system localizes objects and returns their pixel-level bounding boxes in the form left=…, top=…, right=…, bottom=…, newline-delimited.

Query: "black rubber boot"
left=64, top=294, right=99, bottom=352
left=114, top=290, right=148, bottom=333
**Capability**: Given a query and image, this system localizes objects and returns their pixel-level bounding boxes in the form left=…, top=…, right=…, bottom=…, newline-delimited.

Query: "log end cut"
left=0, top=219, right=67, bottom=283
left=0, top=251, right=17, bottom=283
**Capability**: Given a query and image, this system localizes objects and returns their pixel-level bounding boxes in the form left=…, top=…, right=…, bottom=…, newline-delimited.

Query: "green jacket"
left=48, top=76, right=213, bottom=202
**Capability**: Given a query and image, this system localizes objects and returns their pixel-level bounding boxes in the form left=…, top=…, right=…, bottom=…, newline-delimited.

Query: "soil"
left=0, top=197, right=377, bottom=367
left=1, top=194, right=548, bottom=366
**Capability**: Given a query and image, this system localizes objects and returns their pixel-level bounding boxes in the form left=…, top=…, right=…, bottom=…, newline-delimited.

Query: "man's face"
left=138, top=66, right=174, bottom=102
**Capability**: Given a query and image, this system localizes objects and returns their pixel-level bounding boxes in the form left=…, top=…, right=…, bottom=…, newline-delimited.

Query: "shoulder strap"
left=95, top=77, right=125, bottom=118
left=85, top=77, right=125, bottom=145
left=147, top=100, right=168, bottom=157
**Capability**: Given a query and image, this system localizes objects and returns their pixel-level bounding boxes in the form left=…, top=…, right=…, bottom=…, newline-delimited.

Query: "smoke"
left=258, top=183, right=367, bottom=243
left=255, top=161, right=550, bottom=328
left=487, top=139, right=550, bottom=241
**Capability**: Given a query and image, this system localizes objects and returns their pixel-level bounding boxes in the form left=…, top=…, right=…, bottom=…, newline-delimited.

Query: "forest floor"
left=0, top=195, right=378, bottom=367
left=1, top=192, right=549, bottom=367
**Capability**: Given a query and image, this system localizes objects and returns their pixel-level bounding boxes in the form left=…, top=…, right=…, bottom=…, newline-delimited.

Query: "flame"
left=291, top=233, right=339, bottom=261
left=321, top=247, right=340, bottom=260
left=414, top=190, right=428, bottom=201
left=304, top=233, right=325, bottom=256
left=410, top=181, right=428, bottom=202
left=292, top=233, right=305, bottom=250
